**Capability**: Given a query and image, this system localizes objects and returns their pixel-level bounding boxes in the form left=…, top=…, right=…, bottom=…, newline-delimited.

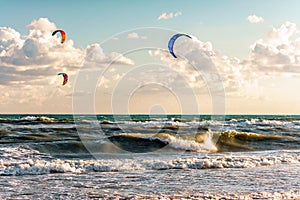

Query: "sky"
left=1, top=0, right=300, bottom=114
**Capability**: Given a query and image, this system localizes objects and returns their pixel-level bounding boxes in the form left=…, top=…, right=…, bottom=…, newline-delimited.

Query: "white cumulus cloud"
left=247, top=15, right=264, bottom=24
left=127, top=32, right=147, bottom=40
left=148, top=21, right=300, bottom=98
left=0, top=18, right=134, bottom=113
left=247, top=21, right=300, bottom=73
left=157, top=11, right=182, bottom=20
left=147, top=34, right=263, bottom=98
left=0, top=18, right=134, bottom=85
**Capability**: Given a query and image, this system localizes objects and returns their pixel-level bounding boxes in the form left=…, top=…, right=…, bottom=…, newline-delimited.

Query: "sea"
left=0, top=114, right=299, bottom=199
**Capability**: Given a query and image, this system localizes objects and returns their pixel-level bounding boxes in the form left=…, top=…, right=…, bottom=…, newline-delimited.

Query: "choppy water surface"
left=0, top=114, right=299, bottom=199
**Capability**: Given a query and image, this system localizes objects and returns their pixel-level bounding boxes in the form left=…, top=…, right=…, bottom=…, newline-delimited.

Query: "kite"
left=58, top=73, right=68, bottom=86
left=52, top=30, right=66, bottom=44
left=168, top=33, right=192, bottom=58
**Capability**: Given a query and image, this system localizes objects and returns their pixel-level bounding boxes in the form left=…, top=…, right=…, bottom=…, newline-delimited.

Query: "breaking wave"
left=0, top=146, right=299, bottom=176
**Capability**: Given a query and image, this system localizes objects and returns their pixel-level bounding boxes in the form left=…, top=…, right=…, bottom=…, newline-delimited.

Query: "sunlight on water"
left=0, top=114, right=299, bottom=199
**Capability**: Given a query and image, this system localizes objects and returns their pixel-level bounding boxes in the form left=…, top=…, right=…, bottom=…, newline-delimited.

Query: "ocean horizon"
left=3, top=1, right=300, bottom=198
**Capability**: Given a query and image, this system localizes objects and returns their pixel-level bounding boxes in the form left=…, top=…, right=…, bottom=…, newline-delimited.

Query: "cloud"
left=247, top=15, right=264, bottom=24
left=246, top=21, right=300, bottom=73
left=0, top=18, right=134, bottom=113
left=3, top=18, right=300, bottom=113
left=0, top=18, right=134, bottom=84
left=148, top=35, right=257, bottom=97
left=66, top=90, right=92, bottom=97
left=146, top=21, right=300, bottom=98
left=0, top=20, right=84, bottom=69
left=0, top=27, right=21, bottom=52
left=157, top=11, right=182, bottom=20
left=27, top=18, right=57, bottom=31
left=84, top=43, right=134, bottom=66
left=127, top=32, right=147, bottom=40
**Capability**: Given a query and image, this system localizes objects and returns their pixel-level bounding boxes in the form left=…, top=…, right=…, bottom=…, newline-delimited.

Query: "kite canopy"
left=168, top=33, right=192, bottom=58
left=52, top=30, right=66, bottom=44
left=58, top=73, right=68, bottom=86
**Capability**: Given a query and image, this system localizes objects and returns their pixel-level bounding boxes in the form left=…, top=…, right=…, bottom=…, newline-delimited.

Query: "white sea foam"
left=19, top=116, right=38, bottom=121
left=161, top=134, right=217, bottom=152
left=1, top=146, right=300, bottom=176
left=242, top=118, right=292, bottom=127
left=117, top=190, right=300, bottom=200
left=13, top=116, right=57, bottom=122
